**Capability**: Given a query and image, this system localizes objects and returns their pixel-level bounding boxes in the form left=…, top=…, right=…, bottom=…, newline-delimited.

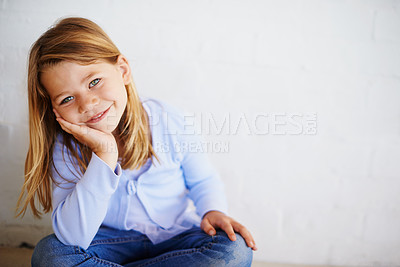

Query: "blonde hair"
left=16, top=17, right=157, bottom=218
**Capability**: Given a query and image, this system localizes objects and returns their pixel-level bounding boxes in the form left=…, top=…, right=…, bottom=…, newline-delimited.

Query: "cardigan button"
left=126, top=180, right=136, bottom=195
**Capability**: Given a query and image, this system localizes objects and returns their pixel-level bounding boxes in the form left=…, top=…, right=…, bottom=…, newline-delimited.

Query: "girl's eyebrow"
left=53, top=92, right=66, bottom=102
left=81, top=71, right=97, bottom=84
left=52, top=70, right=100, bottom=102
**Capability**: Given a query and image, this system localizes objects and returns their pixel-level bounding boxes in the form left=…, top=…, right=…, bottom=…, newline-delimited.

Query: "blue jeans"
left=31, top=226, right=253, bottom=266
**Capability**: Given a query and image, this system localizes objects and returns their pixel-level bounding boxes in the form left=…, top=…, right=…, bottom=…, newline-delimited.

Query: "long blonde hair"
left=16, top=17, right=157, bottom=218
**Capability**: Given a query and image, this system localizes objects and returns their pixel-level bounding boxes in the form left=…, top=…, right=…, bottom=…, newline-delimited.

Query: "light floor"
left=0, top=246, right=334, bottom=267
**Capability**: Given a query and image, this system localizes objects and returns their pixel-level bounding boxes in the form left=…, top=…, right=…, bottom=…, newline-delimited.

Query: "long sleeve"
left=157, top=101, right=228, bottom=219
left=180, top=133, right=229, bottom=219
left=51, top=139, right=122, bottom=249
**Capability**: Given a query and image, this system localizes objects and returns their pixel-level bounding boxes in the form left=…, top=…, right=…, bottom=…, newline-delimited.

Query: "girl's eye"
left=61, top=96, right=74, bottom=105
left=89, top=78, right=100, bottom=88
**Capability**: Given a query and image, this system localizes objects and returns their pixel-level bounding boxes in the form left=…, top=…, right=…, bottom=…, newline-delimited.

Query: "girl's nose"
left=78, top=94, right=99, bottom=114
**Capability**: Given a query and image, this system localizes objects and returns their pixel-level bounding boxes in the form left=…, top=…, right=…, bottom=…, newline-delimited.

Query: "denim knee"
left=32, top=234, right=54, bottom=266
left=213, top=231, right=253, bottom=267
left=32, top=234, right=86, bottom=267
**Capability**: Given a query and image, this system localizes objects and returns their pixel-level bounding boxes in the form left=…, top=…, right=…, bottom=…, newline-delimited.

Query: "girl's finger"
left=56, top=117, right=73, bottom=132
left=232, top=222, right=257, bottom=250
left=200, top=218, right=216, bottom=236
left=57, top=117, right=88, bottom=138
left=56, top=118, right=72, bottom=134
left=219, top=221, right=236, bottom=241
left=53, top=108, right=60, bottom=118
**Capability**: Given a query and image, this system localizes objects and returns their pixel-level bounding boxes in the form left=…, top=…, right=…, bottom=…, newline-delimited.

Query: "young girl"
left=16, top=17, right=256, bottom=266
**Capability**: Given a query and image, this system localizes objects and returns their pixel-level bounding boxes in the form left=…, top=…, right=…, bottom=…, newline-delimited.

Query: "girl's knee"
left=214, top=231, right=253, bottom=266
left=32, top=234, right=77, bottom=267
left=231, top=233, right=253, bottom=266
left=32, top=234, right=58, bottom=266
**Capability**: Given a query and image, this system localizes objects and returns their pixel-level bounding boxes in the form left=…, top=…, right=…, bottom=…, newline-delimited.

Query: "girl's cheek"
left=57, top=110, right=76, bottom=123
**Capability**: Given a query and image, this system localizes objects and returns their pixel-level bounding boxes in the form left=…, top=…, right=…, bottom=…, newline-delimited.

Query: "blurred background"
left=1, top=0, right=400, bottom=266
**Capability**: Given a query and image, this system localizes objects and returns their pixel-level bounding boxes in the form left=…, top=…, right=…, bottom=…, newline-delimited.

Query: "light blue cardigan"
left=51, top=99, right=228, bottom=249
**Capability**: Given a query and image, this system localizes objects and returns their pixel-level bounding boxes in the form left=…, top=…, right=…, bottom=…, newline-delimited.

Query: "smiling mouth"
left=86, top=106, right=111, bottom=123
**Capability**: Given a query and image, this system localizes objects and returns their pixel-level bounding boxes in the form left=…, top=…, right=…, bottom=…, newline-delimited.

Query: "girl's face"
left=41, top=56, right=130, bottom=134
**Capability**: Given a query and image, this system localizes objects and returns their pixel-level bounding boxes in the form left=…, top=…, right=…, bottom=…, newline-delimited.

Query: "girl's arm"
left=51, top=144, right=121, bottom=249
left=180, top=140, right=228, bottom=219
left=180, top=131, right=257, bottom=251
left=51, top=110, right=121, bottom=249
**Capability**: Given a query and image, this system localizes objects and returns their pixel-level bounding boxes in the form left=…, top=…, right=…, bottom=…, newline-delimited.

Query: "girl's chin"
left=100, top=124, right=119, bottom=134
left=87, top=121, right=119, bottom=134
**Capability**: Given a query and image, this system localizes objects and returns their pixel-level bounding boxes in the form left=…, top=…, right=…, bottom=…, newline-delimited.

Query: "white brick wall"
left=1, top=0, right=400, bottom=266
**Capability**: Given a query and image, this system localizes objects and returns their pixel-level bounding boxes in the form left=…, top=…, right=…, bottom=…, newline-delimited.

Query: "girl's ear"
left=116, top=55, right=132, bottom=85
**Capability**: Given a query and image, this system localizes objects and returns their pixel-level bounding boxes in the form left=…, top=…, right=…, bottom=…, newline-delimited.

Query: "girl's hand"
left=201, top=210, right=257, bottom=251
left=53, top=109, right=118, bottom=170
